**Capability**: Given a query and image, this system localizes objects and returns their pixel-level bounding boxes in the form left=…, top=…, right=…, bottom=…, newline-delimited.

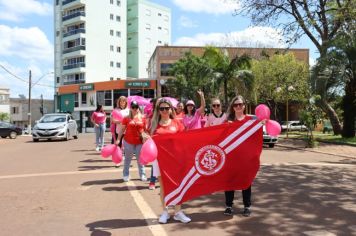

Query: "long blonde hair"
left=150, top=99, right=176, bottom=135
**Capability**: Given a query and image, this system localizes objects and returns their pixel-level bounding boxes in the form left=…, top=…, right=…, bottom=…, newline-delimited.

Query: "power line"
left=0, top=64, right=54, bottom=88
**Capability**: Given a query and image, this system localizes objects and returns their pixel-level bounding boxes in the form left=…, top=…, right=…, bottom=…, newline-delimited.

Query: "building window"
left=110, top=45, right=114, bottom=51
left=116, top=15, right=120, bottom=22
left=110, top=0, right=113, bottom=4
left=110, top=14, right=114, bottom=20
left=116, top=31, right=121, bottom=37
left=117, top=0, right=120, bottom=6
left=164, top=15, right=169, bottom=21
left=145, top=23, right=151, bottom=30
left=128, top=8, right=131, bottom=11
left=160, top=63, right=173, bottom=76
left=158, top=40, right=162, bottom=44
left=96, top=91, right=112, bottom=106
left=110, top=77, right=114, bottom=81
left=81, top=92, right=87, bottom=105
left=164, top=28, right=169, bottom=35
left=145, top=9, right=151, bottom=16
left=74, top=93, right=79, bottom=107
left=117, top=46, right=121, bottom=52
left=11, top=107, right=19, bottom=114
left=110, top=30, right=114, bottom=36
left=146, top=38, right=151, bottom=44
left=116, top=62, right=121, bottom=68
left=110, top=61, right=114, bottom=67
left=56, top=77, right=60, bottom=83
left=158, top=26, right=162, bottom=30
left=158, top=13, right=162, bottom=16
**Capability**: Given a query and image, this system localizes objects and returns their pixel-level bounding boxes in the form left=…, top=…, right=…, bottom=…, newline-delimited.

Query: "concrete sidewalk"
left=277, top=138, right=356, bottom=159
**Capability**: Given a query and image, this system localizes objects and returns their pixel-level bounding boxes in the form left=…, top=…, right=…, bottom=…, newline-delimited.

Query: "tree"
left=251, top=53, right=309, bottom=120
left=233, top=0, right=353, bottom=135
left=0, top=112, right=9, bottom=121
left=202, top=46, right=253, bottom=108
left=166, top=52, right=214, bottom=100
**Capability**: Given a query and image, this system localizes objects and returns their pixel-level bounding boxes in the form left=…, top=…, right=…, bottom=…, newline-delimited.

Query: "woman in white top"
left=204, top=98, right=227, bottom=127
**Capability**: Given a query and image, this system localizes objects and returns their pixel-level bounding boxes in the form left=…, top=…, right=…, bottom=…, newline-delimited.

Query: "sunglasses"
left=131, top=106, right=139, bottom=109
left=159, top=107, right=171, bottom=111
left=233, top=103, right=244, bottom=108
left=212, top=104, right=221, bottom=108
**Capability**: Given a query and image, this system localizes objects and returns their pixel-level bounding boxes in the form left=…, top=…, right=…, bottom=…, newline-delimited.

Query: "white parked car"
left=281, top=121, right=308, bottom=132
left=263, top=125, right=278, bottom=148
left=32, top=113, right=78, bottom=142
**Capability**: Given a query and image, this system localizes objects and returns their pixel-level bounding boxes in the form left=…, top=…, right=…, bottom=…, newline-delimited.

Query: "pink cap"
left=186, top=100, right=195, bottom=106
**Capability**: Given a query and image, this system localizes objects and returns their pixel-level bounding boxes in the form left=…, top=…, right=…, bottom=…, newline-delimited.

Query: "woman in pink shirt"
left=182, top=90, right=205, bottom=130
left=204, top=98, right=227, bottom=127
left=91, top=104, right=107, bottom=151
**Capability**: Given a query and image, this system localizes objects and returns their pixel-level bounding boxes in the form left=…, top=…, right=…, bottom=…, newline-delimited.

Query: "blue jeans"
left=94, top=123, right=106, bottom=148
left=123, top=140, right=145, bottom=178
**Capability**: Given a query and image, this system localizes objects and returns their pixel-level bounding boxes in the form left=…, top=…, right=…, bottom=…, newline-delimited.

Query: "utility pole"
left=40, top=94, right=44, bottom=115
left=28, top=70, right=32, bottom=135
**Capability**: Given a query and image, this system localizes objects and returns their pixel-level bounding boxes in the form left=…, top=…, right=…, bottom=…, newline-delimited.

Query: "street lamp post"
left=277, top=85, right=294, bottom=138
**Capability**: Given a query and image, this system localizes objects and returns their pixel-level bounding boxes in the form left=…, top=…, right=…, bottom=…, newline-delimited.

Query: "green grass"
left=279, top=131, right=356, bottom=146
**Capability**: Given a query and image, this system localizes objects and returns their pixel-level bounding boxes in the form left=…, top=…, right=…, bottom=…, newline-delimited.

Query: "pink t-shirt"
left=183, top=109, right=202, bottom=130
left=91, top=111, right=106, bottom=124
left=204, top=112, right=227, bottom=127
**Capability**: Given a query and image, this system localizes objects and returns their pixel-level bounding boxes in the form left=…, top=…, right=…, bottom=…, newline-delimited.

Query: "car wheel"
left=9, top=131, right=17, bottom=139
left=268, top=144, right=275, bottom=148
left=33, top=138, right=39, bottom=142
left=1, top=136, right=7, bottom=138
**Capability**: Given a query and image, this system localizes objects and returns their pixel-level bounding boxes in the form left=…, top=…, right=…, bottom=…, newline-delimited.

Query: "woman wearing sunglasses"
left=204, top=98, right=227, bottom=127
left=183, top=89, right=205, bottom=130
left=223, top=95, right=253, bottom=217
left=117, top=100, right=148, bottom=182
left=149, top=99, right=191, bottom=224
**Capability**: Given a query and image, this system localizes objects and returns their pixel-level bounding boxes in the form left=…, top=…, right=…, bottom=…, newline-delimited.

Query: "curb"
left=276, top=144, right=356, bottom=159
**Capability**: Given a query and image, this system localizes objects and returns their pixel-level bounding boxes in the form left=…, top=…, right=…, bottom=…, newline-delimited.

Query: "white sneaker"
left=158, top=210, right=170, bottom=224
left=95, top=146, right=100, bottom=152
left=123, top=176, right=130, bottom=182
left=174, top=211, right=191, bottom=223
left=141, top=175, right=147, bottom=181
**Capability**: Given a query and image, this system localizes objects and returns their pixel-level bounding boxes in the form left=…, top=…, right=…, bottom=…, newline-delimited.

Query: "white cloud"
left=309, top=57, right=316, bottom=67
left=172, top=0, right=239, bottom=14
left=0, top=25, right=53, bottom=62
left=0, top=0, right=52, bottom=22
left=178, top=16, right=198, bottom=28
left=174, top=27, right=286, bottom=48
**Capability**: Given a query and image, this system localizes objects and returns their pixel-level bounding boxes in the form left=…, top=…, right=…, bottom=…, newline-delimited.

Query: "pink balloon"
left=266, top=120, right=281, bottom=137
left=112, top=109, right=123, bottom=122
left=111, top=146, right=122, bottom=164
left=255, top=104, right=271, bottom=120
left=101, top=144, right=116, bottom=158
left=144, top=103, right=153, bottom=116
left=139, top=139, right=158, bottom=165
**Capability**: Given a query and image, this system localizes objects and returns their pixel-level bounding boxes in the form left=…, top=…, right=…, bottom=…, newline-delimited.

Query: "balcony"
left=63, top=62, right=85, bottom=70
left=63, top=79, right=86, bottom=85
left=63, top=45, right=85, bottom=54
left=63, top=28, right=85, bottom=38
left=62, top=11, right=85, bottom=22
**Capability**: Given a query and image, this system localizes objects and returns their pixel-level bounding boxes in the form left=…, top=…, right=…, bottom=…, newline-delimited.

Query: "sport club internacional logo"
left=194, top=145, right=226, bottom=176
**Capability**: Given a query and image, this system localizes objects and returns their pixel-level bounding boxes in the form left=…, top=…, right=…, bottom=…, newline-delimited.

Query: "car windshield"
left=40, top=115, right=66, bottom=123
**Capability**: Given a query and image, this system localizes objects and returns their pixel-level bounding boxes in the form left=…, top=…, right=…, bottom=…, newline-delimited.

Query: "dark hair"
left=95, top=104, right=103, bottom=112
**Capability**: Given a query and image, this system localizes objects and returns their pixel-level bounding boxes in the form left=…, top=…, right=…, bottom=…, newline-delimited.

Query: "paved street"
left=0, top=134, right=355, bottom=236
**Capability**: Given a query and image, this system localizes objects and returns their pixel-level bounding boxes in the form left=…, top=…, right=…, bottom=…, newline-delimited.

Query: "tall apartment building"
left=54, top=0, right=170, bottom=132
left=127, top=0, right=171, bottom=79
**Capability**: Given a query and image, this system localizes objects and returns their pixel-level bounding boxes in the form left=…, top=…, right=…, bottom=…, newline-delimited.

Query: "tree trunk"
left=317, top=99, right=343, bottom=135
left=342, top=73, right=356, bottom=137
left=224, top=78, right=228, bottom=110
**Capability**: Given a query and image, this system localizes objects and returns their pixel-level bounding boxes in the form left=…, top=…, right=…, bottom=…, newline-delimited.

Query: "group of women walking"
left=91, top=91, right=253, bottom=224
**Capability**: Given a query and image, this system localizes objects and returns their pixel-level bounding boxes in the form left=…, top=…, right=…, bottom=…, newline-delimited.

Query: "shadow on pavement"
left=80, top=159, right=112, bottom=163
left=82, top=179, right=123, bottom=186
left=78, top=166, right=116, bottom=171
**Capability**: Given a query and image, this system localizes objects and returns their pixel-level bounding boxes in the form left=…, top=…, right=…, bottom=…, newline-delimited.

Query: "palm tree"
left=203, top=47, right=253, bottom=108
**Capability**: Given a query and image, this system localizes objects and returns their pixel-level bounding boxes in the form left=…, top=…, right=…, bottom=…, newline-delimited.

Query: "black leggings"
left=224, top=185, right=251, bottom=208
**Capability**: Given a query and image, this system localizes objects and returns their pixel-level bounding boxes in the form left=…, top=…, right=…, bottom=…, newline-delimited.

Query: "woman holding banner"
left=149, top=98, right=191, bottom=224
left=224, top=95, right=253, bottom=217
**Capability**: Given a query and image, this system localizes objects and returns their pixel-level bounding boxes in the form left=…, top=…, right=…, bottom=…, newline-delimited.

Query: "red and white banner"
left=152, top=118, right=263, bottom=206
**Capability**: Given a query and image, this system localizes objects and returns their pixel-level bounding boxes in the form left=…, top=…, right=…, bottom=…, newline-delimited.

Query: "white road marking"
left=126, top=181, right=167, bottom=236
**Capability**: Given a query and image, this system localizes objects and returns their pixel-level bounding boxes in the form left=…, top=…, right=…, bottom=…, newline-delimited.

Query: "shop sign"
left=79, top=84, right=94, bottom=91
left=125, top=81, right=150, bottom=88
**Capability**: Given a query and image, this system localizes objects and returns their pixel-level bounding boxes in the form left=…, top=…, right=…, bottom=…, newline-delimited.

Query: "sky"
left=0, top=0, right=318, bottom=100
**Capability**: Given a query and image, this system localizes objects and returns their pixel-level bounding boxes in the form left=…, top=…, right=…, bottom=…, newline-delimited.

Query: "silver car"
left=263, top=125, right=278, bottom=148
left=32, top=113, right=78, bottom=142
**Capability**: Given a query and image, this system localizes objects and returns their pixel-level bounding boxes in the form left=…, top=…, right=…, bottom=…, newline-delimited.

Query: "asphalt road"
left=0, top=133, right=355, bottom=236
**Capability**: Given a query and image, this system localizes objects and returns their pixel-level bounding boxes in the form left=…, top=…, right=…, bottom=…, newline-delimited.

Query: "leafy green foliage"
left=0, top=112, right=10, bottom=121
